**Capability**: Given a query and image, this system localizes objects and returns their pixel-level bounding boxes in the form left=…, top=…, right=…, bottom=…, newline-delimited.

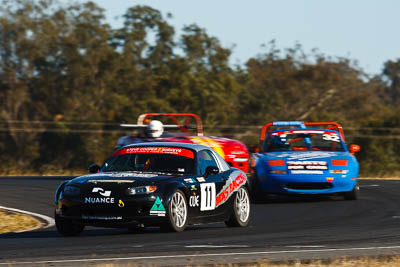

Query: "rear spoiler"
left=260, top=121, right=345, bottom=143
left=121, top=113, right=204, bottom=136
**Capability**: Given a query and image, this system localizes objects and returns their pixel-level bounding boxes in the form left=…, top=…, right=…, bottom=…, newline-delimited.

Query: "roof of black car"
left=119, top=142, right=211, bottom=152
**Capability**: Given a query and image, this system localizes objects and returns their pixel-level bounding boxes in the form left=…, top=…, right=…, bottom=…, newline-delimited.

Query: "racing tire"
left=55, top=212, right=84, bottom=236
left=343, top=182, right=359, bottom=200
left=161, top=190, right=188, bottom=232
left=225, top=187, right=251, bottom=227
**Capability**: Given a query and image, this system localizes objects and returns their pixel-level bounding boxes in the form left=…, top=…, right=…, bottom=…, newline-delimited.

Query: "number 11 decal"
left=200, top=183, right=216, bottom=211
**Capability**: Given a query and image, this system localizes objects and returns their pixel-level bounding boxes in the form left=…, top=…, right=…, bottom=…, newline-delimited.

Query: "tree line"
left=0, top=0, right=399, bottom=176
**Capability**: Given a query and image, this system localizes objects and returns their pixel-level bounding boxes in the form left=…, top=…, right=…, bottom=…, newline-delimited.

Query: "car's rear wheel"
left=55, top=212, right=84, bottom=236
left=161, top=190, right=188, bottom=232
left=343, top=182, right=359, bottom=200
left=225, top=186, right=250, bottom=227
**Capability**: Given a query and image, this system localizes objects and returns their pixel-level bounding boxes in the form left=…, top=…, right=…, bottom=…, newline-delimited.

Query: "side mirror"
left=349, top=144, right=360, bottom=154
left=205, top=166, right=219, bottom=176
left=88, top=164, right=100, bottom=174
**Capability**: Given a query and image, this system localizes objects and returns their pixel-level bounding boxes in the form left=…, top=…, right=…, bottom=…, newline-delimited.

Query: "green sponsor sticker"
left=150, top=196, right=166, bottom=216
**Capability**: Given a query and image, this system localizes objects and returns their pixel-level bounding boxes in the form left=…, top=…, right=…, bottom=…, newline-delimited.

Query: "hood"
left=263, top=151, right=350, bottom=161
left=257, top=151, right=357, bottom=172
left=69, top=172, right=183, bottom=185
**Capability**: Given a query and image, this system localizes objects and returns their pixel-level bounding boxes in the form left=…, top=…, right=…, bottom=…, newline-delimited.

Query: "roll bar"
left=136, top=113, right=204, bottom=136
left=260, top=121, right=345, bottom=143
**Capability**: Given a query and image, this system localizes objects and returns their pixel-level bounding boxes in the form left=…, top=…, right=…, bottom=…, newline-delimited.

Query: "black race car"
left=54, top=142, right=251, bottom=235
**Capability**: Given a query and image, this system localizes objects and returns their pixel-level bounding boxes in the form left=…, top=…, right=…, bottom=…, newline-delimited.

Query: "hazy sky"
left=87, top=0, right=400, bottom=75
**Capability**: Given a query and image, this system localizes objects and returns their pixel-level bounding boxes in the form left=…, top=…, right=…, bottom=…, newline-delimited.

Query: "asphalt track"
left=1, top=177, right=400, bottom=266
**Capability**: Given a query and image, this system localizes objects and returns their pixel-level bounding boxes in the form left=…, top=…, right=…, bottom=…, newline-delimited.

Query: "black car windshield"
left=101, top=146, right=195, bottom=174
left=264, top=130, right=345, bottom=152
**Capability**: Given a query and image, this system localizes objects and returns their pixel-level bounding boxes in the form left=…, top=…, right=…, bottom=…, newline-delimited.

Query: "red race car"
left=116, top=113, right=249, bottom=172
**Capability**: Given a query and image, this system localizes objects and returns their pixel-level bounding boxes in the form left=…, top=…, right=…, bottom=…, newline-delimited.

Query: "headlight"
left=126, top=186, right=157, bottom=195
left=63, top=185, right=80, bottom=196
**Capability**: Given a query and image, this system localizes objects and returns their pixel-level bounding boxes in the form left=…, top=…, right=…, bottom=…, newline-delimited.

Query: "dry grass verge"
left=0, top=209, right=42, bottom=234
left=92, top=255, right=400, bottom=266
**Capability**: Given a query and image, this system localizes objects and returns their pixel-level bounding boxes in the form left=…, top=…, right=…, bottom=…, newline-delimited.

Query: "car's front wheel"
left=225, top=186, right=250, bottom=227
left=161, top=190, right=188, bottom=232
left=343, top=182, right=359, bottom=200
left=55, top=212, right=84, bottom=236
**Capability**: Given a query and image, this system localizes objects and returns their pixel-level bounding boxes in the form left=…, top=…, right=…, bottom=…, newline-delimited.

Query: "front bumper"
left=258, top=173, right=357, bottom=194
left=56, top=194, right=167, bottom=226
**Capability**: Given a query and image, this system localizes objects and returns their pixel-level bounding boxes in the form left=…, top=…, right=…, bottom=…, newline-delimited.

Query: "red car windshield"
left=101, top=147, right=195, bottom=174
left=264, top=130, right=345, bottom=152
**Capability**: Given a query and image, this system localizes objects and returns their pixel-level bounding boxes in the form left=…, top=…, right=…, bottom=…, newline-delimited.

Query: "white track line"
left=185, top=245, right=249, bottom=248
left=2, top=245, right=400, bottom=265
left=0, top=206, right=55, bottom=229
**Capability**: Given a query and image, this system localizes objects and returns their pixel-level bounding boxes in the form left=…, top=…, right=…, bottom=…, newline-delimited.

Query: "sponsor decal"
left=215, top=172, right=246, bottom=207
left=85, top=197, right=115, bottom=204
left=150, top=197, right=166, bottom=216
left=184, top=178, right=194, bottom=183
left=276, top=152, right=344, bottom=161
left=197, top=177, right=206, bottom=182
left=271, top=130, right=333, bottom=136
left=189, top=195, right=200, bottom=207
left=190, top=185, right=197, bottom=191
left=322, top=133, right=340, bottom=142
left=112, top=172, right=156, bottom=178
left=92, top=187, right=111, bottom=197
left=326, top=177, right=334, bottom=182
left=271, top=130, right=341, bottom=143
left=200, top=183, right=216, bottom=211
left=118, top=199, right=125, bottom=208
left=85, top=187, right=115, bottom=204
left=287, top=161, right=328, bottom=170
left=113, top=147, right=194, bottom=159
left=291, top=170, right=324, bottom=174
left=88, top=179, right=135, bottom=183
left=82, top=215, right=122, bottom=220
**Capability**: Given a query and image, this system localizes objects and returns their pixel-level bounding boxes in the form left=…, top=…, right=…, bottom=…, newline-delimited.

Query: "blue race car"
left=250, top=121, right=360, bottom=200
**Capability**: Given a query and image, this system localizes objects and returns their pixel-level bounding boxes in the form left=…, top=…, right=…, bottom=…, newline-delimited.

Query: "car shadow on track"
left=0, top=228, right=123, bottom=239
left=251, top=194, right=346, bottom=204
left=1, top=223, right=230, bottom=239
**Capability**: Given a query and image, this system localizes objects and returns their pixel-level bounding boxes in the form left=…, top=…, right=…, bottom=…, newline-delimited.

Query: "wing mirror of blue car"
left=349, top=144, right=360, bottom=154
left=205, top=166, right=219, bottom=177
left=88, top=164, right=100, bottom=173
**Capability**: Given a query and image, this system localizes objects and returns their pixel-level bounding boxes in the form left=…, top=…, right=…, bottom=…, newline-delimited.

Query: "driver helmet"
left=147, top=120, right=164, bottom=138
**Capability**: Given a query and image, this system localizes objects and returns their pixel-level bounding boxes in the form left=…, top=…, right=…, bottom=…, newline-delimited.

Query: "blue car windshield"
left=264, top=130, right=345, bottom=152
